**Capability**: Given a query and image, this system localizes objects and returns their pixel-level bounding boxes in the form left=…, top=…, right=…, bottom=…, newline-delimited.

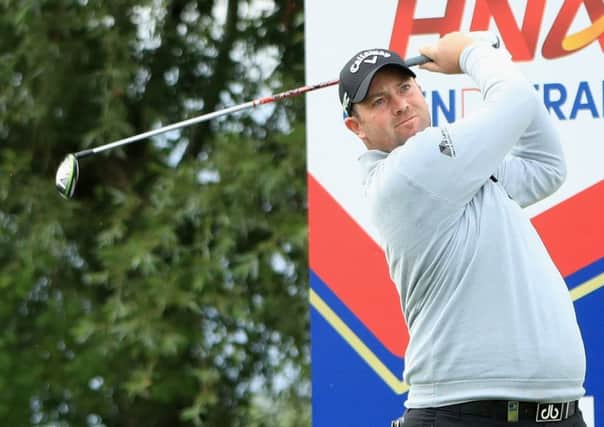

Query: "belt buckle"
left=536, top=402, right=565, bottom=423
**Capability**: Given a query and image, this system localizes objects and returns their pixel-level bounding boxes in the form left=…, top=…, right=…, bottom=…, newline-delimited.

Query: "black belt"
left=450, top=400, right=578, bottom=423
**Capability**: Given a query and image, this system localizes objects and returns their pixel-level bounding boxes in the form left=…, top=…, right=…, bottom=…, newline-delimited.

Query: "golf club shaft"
left=74, top=31, right=500, bottom=159
left=74, top=79, right=339, bottom=159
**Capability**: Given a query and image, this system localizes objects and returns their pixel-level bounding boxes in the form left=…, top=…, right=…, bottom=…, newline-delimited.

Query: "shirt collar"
left=358, top=149, right=388, bottom=176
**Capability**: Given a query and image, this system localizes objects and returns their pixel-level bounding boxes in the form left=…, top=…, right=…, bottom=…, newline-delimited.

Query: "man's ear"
left=344, top=116, right=364, bottom=139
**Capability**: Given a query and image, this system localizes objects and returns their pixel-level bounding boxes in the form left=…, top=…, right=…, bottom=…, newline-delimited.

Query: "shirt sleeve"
left=493, top=98, right=566, bottom=207
left=381, top=42, right=540, bottom=208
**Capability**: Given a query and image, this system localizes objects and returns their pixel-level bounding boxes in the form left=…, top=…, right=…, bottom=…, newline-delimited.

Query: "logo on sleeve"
left=438, top=127, right=456, bottom=158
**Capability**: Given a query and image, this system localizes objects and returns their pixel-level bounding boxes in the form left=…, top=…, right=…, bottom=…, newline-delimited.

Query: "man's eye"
left=400, top=83, right=411, bottom=92
left=372, top=98, right=385, bottom=107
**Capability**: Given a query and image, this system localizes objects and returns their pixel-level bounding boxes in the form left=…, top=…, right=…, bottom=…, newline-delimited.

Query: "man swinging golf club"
left=338, top=32, right=587, bottom=426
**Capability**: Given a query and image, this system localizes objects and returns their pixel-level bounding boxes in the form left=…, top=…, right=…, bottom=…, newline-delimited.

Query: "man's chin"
left=397, top=129, right=417, bottom=143
left=399, top=120, right=429, bottom=139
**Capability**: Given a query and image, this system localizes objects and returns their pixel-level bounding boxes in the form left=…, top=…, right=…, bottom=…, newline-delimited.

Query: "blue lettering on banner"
left=538, top=82, right=601, bottom=120
left=572, top=82, right=599, bottom=120
left=432, top=89, right=455, bottom=125
left=540, top=83, right=567, bottom=120
left=427, top=80, right=603, bottom=126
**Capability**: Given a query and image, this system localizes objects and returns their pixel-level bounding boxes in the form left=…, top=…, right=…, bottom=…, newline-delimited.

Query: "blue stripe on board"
left=310, top=304, right=406, bottom=427
left=310, top=269, right=404, bottom=378
left=573, top=280, right=604, bottom=426
left=565, top=257, right=603, bottom=288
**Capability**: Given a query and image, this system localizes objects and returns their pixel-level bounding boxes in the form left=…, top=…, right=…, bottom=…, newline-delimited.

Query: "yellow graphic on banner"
left=309, top=289, right=409, bottom=394
left=570, top=272, right=604, bottom=301
left=562, top=15, right=604, bottom=51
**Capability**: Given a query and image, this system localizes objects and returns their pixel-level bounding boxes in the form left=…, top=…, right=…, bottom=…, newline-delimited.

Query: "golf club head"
left=55, top=153, right=79, bottom=199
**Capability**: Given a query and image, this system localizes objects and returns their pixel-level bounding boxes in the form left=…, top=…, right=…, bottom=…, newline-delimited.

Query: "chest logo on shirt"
left=438, top=127, right=456, bottom=158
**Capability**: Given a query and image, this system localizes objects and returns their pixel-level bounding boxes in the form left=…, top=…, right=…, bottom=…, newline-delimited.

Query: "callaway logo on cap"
left=338, top=48, right=415, bottom=117
left=349, top=49, right=392, bottom=73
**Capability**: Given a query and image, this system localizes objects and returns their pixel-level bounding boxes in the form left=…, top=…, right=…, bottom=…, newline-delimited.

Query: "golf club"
left=55, top=32, right=500, bottom=199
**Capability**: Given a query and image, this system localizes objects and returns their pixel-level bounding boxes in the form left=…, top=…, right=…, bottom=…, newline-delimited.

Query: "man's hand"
left=418, top=32, right=475, bottom=74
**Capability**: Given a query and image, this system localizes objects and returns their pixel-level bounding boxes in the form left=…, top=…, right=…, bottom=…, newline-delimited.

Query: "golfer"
left=338, top=32, right=587, bottom=426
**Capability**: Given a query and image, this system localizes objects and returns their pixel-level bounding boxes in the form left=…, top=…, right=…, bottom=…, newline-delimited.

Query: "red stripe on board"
left=308, top=174, right=409, bottom=357
left=532, top=180, right=604, bottom=277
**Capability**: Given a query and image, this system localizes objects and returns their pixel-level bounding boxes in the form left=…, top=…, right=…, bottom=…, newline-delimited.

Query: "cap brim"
left=351, top=61, right=416, bottom=103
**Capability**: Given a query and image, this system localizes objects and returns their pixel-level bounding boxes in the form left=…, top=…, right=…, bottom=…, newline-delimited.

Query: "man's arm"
left=382, top=34, right=539, bottom=207
left=494, top=101, right=566, bottom=207
left=423, top=32, right=565, bottom=207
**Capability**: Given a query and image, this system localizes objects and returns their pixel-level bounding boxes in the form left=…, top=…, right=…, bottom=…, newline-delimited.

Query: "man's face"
left=345, top=67, right=431, bottom=152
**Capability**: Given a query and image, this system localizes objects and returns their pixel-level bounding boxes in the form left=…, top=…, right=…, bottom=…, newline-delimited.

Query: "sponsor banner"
left=306, top=1, right=602, bottom=426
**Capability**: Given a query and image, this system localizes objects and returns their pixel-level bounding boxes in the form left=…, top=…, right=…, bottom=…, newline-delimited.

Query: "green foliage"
left=0, top=1, right=309, bottom=425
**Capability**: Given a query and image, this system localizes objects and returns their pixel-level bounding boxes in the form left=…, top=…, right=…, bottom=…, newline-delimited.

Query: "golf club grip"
left=404, top=54, right=432, bottom=67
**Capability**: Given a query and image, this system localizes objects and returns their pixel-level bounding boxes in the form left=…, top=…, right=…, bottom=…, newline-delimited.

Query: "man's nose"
left=392, top=94, right=409, bottom=115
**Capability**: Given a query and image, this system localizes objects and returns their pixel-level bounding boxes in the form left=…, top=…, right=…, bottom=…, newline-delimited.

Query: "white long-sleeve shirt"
left=359, top=42, right=586, bottom=408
